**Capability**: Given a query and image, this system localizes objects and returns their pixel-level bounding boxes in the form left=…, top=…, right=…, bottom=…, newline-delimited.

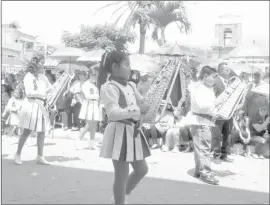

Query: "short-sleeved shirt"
left=100, top=80, right=142, bottom=122
left=23, top=72, right=51, bottom=99
left=250, top=114, right=269, bottom=137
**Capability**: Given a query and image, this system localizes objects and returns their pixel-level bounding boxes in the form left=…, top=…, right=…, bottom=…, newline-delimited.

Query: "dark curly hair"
left=26, top=62, right=40, bottom=77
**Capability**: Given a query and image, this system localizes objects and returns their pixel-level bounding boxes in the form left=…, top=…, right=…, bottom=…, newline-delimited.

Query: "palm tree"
left=93, top=1, right=154, bottom=54
left=149, top=1, right=191, bottom=46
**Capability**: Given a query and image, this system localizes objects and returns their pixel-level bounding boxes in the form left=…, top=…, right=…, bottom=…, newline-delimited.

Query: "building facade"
left=211, top=14, right=242, bottom=59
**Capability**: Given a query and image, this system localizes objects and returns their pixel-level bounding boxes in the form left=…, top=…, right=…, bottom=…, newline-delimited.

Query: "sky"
left=2, top=1, right=269, bottom=53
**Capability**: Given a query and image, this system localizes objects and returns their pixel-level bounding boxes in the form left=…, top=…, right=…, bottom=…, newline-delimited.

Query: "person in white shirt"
left=189, top=65, right=220, bottom=185
left=14, top=56, right=52, bottom=165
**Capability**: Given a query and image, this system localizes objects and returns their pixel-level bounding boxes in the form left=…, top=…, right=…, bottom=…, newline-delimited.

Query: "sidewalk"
left=1, top=131, right=269, bottom=204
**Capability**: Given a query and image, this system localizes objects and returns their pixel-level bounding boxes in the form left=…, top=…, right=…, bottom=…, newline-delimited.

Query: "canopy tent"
left=77, top=49, right=105, bottom=62
left=149, top=43, right=207, bottom=57
left=229, top=64, right=261, bottom=75
left=2, top=57, right=27, bottom=74
left=251, top=83, right=269, bottom=98
left=227, top=44, right=269, bottom=58
left=129, top=54, right=161, bottom=73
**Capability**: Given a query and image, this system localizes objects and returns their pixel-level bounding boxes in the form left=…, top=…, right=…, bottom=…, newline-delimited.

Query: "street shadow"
left=1, top=154, right=9, bottom=158
left=187, top=168, right=236, bottom=179
left=2, top=158, right=269, bottom=204
left=44, top=156, right=81, bottom=162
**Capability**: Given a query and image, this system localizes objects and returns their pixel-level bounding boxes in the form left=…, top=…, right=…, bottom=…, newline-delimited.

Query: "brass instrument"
left=46, top=72, right=74, bottom=110
left=140, top=57, right=187, bottom=125
left=215, top=76, right=252, bottom=120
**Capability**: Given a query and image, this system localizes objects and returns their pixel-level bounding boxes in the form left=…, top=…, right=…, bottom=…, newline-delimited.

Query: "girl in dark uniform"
left=98, top=51, right=150, bottom=204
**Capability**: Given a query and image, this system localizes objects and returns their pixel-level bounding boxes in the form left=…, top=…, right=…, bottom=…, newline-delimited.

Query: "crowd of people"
left=1, top=52, right=269, bottom=202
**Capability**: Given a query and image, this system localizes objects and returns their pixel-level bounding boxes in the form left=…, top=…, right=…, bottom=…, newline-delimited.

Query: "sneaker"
left=258, top=155, right=265, bottom=160
left=151, top=144, right=159, bottom=149
left=110, top=196, right=128, bottom=204
left=75, top=140, right=87, bottom=150
left=251, top=154, right=260, bottom=159
left=89, top=144, right=100, bottom=150
left=161, top=145, right=170, bottom=152
left=14, top=154, right=22, bottom=165
left=36, top=156, right=50, bottom=165
left=172, top=146, right=180, bottom=153
left=72, top=127, right=79, bottom=131
left=199, top=174, right=219, bottom=185
left=181, top=146, right=192, bottom=153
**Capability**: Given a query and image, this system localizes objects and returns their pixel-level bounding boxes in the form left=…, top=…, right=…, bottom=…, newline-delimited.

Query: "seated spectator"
left=230, top=110, right=251, bottom=157
left=138, top=73, right=152, bottom=96
left=146, top=103, right=174, bottom=149
left=161, top=111, right=191, bottom=153
left=249, top=106, right=269, bottom=159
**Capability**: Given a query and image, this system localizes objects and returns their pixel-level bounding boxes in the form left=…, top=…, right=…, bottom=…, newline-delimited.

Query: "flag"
left=163, top=69, right=183, bottom=108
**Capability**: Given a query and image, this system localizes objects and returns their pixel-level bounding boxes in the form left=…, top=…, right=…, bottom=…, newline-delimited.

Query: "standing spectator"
left=212, top=63, right=234, bottom=163
left=70, top=72, right=84, bottom=131
left=2, top=80, right=11, bottom=135
left=55, top=88, right=72, bottom=131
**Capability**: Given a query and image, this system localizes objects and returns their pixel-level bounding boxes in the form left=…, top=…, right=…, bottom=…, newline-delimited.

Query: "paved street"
left=1, top=129, right=269, bottom=204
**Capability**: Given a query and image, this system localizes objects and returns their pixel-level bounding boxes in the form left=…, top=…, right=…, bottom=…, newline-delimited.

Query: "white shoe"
left=75, top=140, right=87, bottom=150
left=110, top=196, right=128, bottom=204
left=89, top=140, right=100, bottom=150
left=161, top=145, right=170, bottom=152
left=36, top=156, right=50, bottom=165
left=172, top=147, right=180, bottom=153
left=14, top=154, right=22, bottom=165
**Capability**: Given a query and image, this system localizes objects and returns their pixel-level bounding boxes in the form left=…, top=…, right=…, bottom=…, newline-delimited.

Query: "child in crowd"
left=98, top=51, right=150, bottom=204
left=249, top=106, right=269, bottom=159
left=2, top=82, right=10, bottom=134
left=2, top=88, right=23, bottom=137
left=148, top=102, right=175, bottom=149
left=230, top=110, right=251, bottom=157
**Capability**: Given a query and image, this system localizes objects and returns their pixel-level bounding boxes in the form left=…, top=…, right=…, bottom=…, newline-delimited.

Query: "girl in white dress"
left=14, top=56, right=52, bottom=165
left=76, top=72, right=101, bottom=150
left=98, top=51, right=151, bottom=204
left=3, top=88, right=23, bottom=137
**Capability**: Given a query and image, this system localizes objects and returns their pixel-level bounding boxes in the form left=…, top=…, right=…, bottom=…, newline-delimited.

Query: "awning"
left=2, top=57, right=26, bottom=74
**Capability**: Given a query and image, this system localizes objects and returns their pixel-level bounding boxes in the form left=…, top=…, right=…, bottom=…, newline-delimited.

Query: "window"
left=224, top=29, right=232, bottom=47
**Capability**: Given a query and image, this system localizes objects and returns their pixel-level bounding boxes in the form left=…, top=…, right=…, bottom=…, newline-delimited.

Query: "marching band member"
left=98, top=51, right=150, bottom=204
left=76, top=71, right=101, bottom=150
left=14, top=56, right=52, bottom=165
left=188, top=65, right=220, bottom=185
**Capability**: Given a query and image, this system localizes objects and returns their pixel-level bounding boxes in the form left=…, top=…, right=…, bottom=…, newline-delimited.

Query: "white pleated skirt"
left=18, top=98, right=50, bottom=132
left=100, top=122, right=151, bottom=162
left=79, top=99, right=101, bottom=121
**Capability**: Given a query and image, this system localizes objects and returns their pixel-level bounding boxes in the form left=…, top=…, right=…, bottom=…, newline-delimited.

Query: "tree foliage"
left=149, top=1, right=191, bottom=46
left=61, top=24, right=136, bottom=52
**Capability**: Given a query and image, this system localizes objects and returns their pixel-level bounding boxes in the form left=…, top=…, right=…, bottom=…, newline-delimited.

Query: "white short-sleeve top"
left=23, top=72, right=51, bottom=99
